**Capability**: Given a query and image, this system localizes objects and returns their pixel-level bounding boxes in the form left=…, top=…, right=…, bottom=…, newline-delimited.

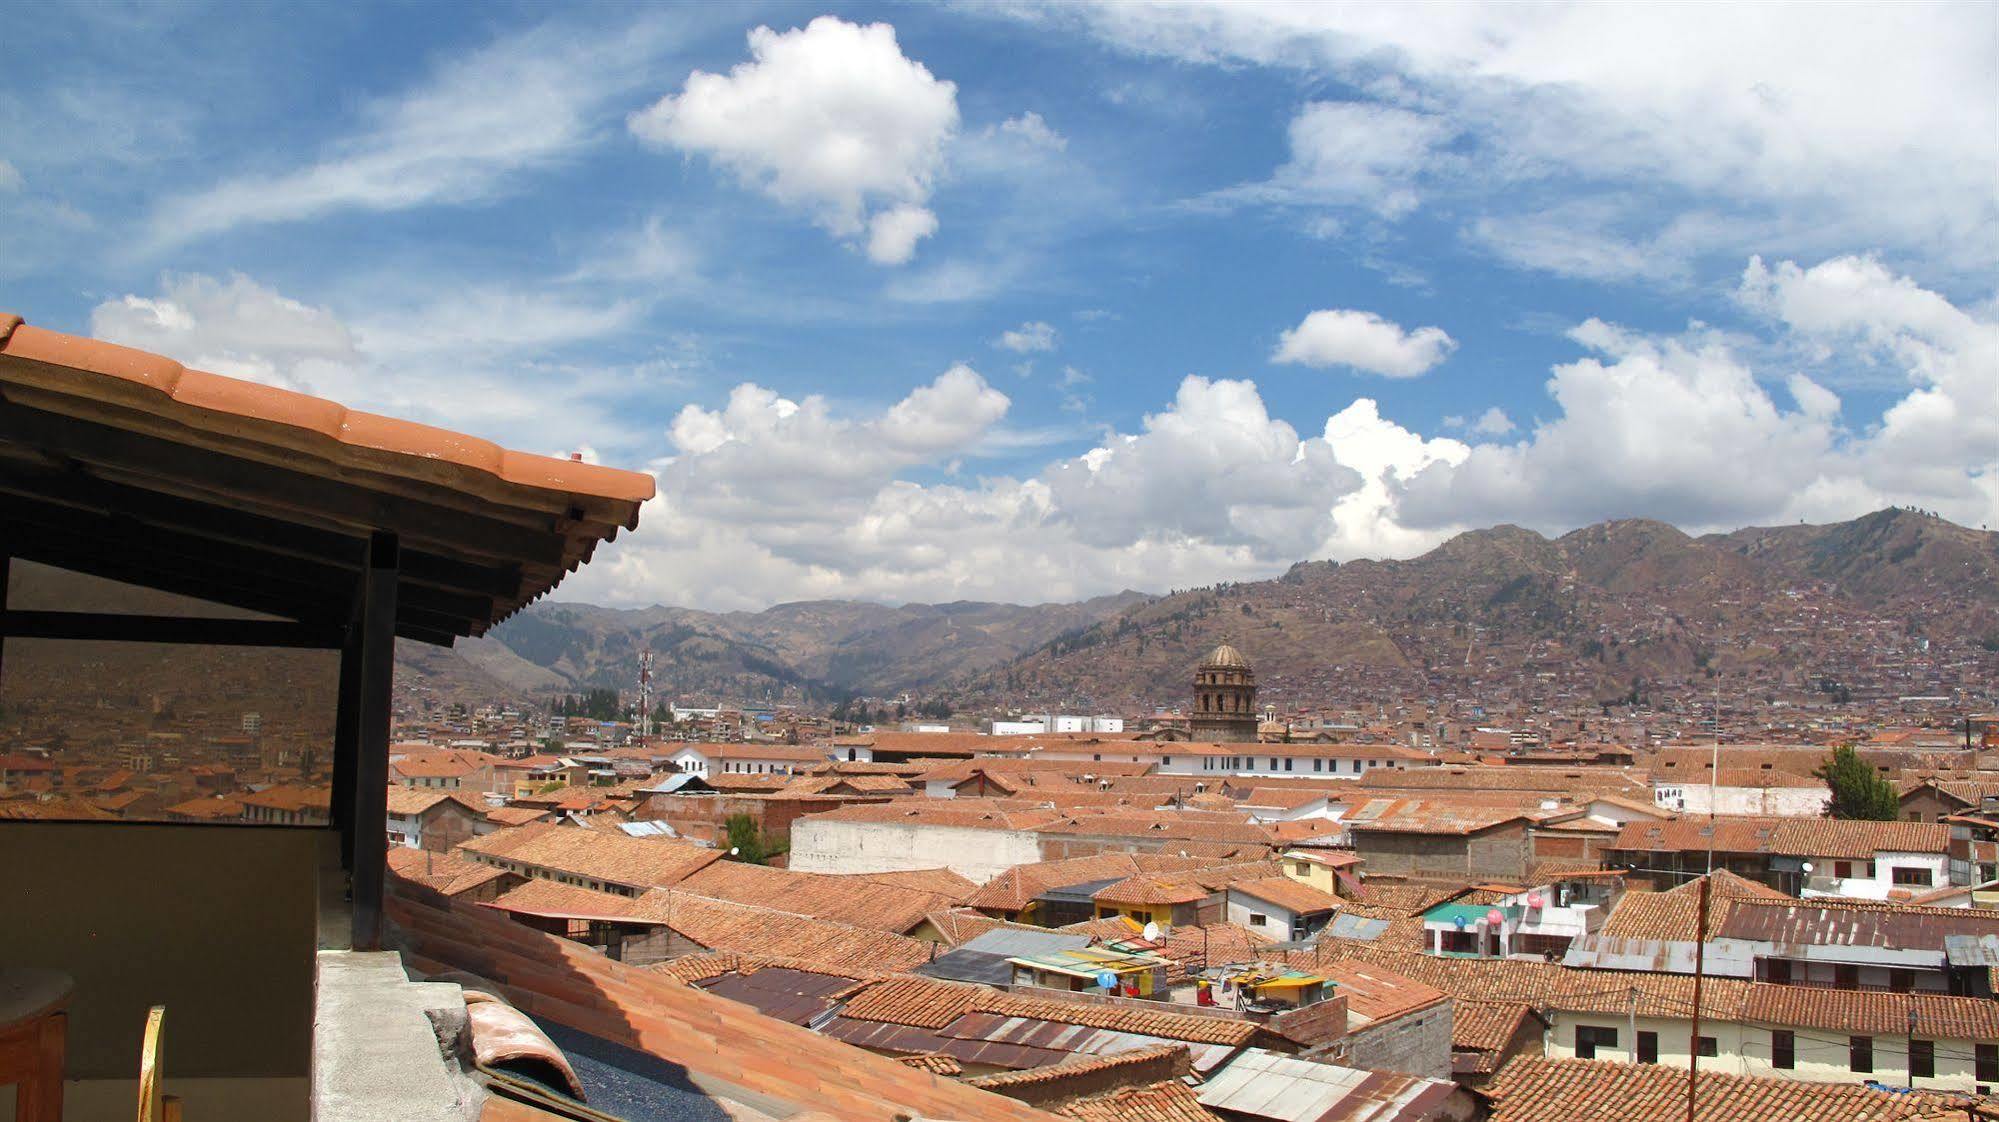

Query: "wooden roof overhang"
left=0, top=315, right=654, bottom=645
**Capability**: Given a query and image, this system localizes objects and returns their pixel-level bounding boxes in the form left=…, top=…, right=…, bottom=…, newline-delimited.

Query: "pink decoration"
left=1526, top=892, right=1545, bottom=909
left=1486, top=909, right=1504, bottom=926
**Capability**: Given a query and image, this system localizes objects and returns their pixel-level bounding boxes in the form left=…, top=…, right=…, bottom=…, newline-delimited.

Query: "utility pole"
left=1687, top=871, right=1710, bottom=1122
left=1629, top=987, right=1638, bottom=1063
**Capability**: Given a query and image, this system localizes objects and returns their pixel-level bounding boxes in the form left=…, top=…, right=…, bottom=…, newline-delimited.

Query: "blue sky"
left=4, top=1, right=1995, bottom=609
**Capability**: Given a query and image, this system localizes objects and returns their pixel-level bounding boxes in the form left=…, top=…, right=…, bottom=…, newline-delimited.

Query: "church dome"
left=1200, top=643, right=1250, bottom=670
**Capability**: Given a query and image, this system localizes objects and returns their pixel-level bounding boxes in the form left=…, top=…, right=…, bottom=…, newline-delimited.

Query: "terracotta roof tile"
left=0, top=321, right=653, bottom=504
left=628, top=891, right=936, bottom=973
left=386, top=848, right=513, bottom=897
left=458, top=822, right=721, bottom=890
left=1481, top=1057, right=1965, bottom=1121
left=1053, top=1081, right=1210, bottom=1122
left=383, top=879, right=1057, bottom=1121
left=671, top=861, right=962, bottom=933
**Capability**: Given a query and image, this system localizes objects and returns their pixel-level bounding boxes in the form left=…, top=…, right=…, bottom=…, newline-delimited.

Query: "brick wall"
left=1339, top=998, right=1454, bottom=1080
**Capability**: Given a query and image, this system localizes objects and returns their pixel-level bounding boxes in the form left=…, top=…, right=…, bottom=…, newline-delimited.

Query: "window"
left=1163, top=757, right=1171, bottom=765
left=1850, top=1035, right=1873, bottom=1073
left=1766, top=959, right=1791, bottom=985
left=1977, top=1043, right=1998, bottom=1084
left=1248, top=913, right=1268, bottom=927
left=1314, top=759, right=1324, bottom=772
left=1284, top=758, right=1294, bottom=771
left=1835, top=965, right=1859, bottom=989
left=1889, top=969, right=1914, bottom=993
left=1269, top=758, right=1279, bottom=770
left=1351, top=759, right=1362, bottom=773
left=1696, top=1037, right=1718, bottom=1059
left=1910, top=1039, right=1934, bottom=1080
left=1833, top=860, right=1852, bottom=879
left=1771, top=1030, right=1795, bottom=1070
left=1637, top=1031, right=1658, bottom=1064
left=1294, top=862, right=1312, bottom=875
left=1891, top=866, right=1933, bottom=887
left=1574, top=1025, right=1618, bottom=1060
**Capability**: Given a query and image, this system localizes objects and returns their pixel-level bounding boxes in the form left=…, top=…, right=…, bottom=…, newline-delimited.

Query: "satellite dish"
left=1142, top=921, right=1162, bottom=942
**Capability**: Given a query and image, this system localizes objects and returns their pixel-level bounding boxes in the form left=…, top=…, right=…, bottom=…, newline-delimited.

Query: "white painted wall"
left=787, top=818, right=1043, bottom=883
left=1653, top=783, right=1830, bottom=816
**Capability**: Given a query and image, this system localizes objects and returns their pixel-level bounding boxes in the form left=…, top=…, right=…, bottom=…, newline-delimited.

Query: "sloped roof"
left=1481, top=1057, right=1965, bottom=1121
left=0, top=315, right=652, bottom=642
left=457, top=822, right=721, bottom=889
left=384, top=879, right=1058, bottom=1121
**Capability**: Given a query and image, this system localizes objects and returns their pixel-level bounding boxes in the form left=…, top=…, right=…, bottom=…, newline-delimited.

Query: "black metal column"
left=349, top=531, right=399, bottom=950
left=332, top=623, right=362, bottom=875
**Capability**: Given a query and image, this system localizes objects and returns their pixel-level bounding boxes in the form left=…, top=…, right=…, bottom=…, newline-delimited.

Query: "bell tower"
left=1188, top=643, right=1258, bottom=743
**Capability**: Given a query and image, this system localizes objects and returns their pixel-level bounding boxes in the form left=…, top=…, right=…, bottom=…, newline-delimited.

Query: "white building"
left=1158, top=743, right=1430, bottom=778
left=1653, top=770, right=1830, bottom=817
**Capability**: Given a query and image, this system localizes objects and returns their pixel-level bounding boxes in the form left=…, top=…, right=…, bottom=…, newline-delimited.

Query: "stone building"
left=1189, top=643, right=1259, bottom=743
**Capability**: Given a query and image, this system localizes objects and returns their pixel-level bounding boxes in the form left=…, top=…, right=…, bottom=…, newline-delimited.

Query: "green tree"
left=723, top=814, right=786, bottom=865
left=1815, top=745, right=1899, bottom=820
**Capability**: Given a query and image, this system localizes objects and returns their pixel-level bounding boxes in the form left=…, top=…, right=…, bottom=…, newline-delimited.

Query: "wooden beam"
left=0, top=406, right=574, bottom=567
left=349, top=531, right=398, bottom=950
left=332, top=613, right=362, bottom=880
left=0, top=610, right=347, bottom=648
left=3, top=498, right=490, bottom=634
left=0, top=458, right=526, bottom=601
left=5, top=541, right=351, bottom=628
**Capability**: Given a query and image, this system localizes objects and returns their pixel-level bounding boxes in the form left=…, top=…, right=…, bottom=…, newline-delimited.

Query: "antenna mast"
left=638, top=650, right=654, bottom=741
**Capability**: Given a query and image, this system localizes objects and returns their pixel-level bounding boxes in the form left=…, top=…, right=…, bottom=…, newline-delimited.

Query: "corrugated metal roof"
left=1196, top=1048, right=1455, bottom=1121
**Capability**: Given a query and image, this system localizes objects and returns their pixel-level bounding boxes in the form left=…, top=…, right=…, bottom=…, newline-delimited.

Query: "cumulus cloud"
left=563, top=371, right=1427, bottom=609
left=1398, top=256, right=1996, bottom=532
left=996, top=320, right=1059, bottom=353
left=630, top=16, right=958, bottom=265
left=1272, top=308, right=1455, bottom=377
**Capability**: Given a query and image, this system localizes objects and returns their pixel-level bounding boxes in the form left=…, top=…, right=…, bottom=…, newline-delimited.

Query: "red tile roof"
left=0, top=320, right=653, bottom=504
left=458, top=822, right=721, bottom=890
left=384, top=879, right=1058, bottom=1121
left=1481, top=1057, right=1965, bottom=1121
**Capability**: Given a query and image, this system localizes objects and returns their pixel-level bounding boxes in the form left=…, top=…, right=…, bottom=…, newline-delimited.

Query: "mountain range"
left=398, top=509, right=1999, bottom=712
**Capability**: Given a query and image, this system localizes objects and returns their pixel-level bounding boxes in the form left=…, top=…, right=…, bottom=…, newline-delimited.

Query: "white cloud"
left=1015, top=2, right=1998, bottom=277
left=90, top=273, right=359, bottom=392
left=0, top=160, right=21, bottom=192
left=88, top=273, right=662, bottom=461
left=1272, top=308, right=1455, bottom=377
left=1219, top=100, right=1454, bottom=219
left=630, top=16, right=958, bottom=265
left=866, top=204, right=940, bottom=265
left=1397, top=256, right=1996, bottom=532
left=563, top=371, right=1394, bottom=609
left=997, top=320, right=1059, bottom=353
left=149, top=18, right=675, bottom=246
left=1442, top=406, right=1516, bottom=436
left=997, top=111, right=1067, bottom=152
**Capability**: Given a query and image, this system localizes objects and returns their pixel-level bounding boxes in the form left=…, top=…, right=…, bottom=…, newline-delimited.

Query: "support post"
left=332, top=624, right=362, bottom=874
left=0, top=554, right=10, bottom=690
left=349, top=532, right=399, bottom=950
left=1687, top=872, right=1710, bottom=1122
